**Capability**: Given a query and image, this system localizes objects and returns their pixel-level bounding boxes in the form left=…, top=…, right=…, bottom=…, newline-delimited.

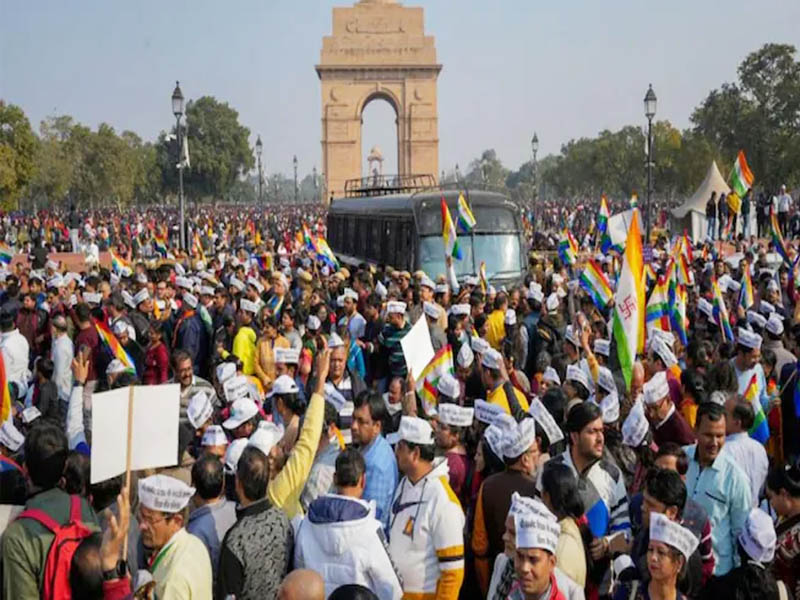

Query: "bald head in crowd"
left=278, top=569, right=325, bottom=600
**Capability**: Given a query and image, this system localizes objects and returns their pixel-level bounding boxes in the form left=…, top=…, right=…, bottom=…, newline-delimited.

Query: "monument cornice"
left=316, top=64, right=442, bottom=80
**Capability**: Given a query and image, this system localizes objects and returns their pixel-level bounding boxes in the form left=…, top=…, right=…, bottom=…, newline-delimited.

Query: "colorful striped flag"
left=558, top=228, right=578, bottom=266
left=743, top=374, right=769, bottom=444
left=671, top=283, right=689, bottom=346
left=441, top=197, right=462, bottom=260
left=456, top=193, right=477, bottom=233
left=416, top=344, right=454, bottom=415
left=0, top=244, right=13, bottom=266
left=315, top=236, right=339, bottom=269
left=597, top=195, right=610, bottom=236
left=612, top=209, right=645, bottom=391
left=630, top=192, right=639, bottom=209
left=646, top=275, right=671, bottom=332
left=770, top=206, right=792, bottom=266
left=153, top=232, right=168, bottom=258
left=94, top=319, right=136, bottom=375
left=730, top=150, right=755, bottom=197
left=0, top=351, right=10, bottom=424
left=644, top=263, right=657, bottom=286
left=479, top=261, right=487, bottom=293
left=109, top=249, right=128, bottom=273
left=739, top=265, right=755, bottom=310
left=580, top=259, right=613, bottom=310
left=711, top=276, right=735, bottom=342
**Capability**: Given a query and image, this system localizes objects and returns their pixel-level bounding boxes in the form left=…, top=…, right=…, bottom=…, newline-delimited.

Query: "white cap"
left=649, top=512, right=699, bottom=562
left=599, top=391, right=620, bottom=424
left=423, top=302, right=441, bottom=320
left=437, top=373, right=461, bottom=399
left=268, top=374, right=299, bottom=397
left=375, top=281, right=388, bottom=298
left=216, top=362, right=236, bottom=385
left=650, top=338, right=677, bottom=368
left=0, top=420, right=24, bottom=452
left=527, top=396, right=564, bottom=444
left=504, top=309, right=517, bottom=326
left=474, top=399, right=504, bottom=425
left=481, top=348, right=503, bottom=370
left=622, top=400, right=649, bottom=447
left=435, top=283, right=449, bottom=294
left=727, top=279, right=742, bottom=293
left=643, top=371, right=670, bottom=406
left=22, top=406, right=42, bottom=424
left=327, top=332, right=345, bottom=348
left=542, top=367, right=561, bottom=386
left=471, top=337, right=490, bottom=354
left=457, top=343, right=474, bottom=368
left=323, top=382, right=347, bottom=412
left=274, top=348, right=299, bottom=365
left=502, top=418, right=537, bottom=459
left=174, top=263, right=186, bottom=276
left=306, top=315, right=321, bottom=330
left=483, top=424, right=506, bottom=459
left=187, top=391, right=213, bottom=429
left=597, top=367, right=617, bottom=394
left=239, top=299, right=259, bottom=314
left=46, top=259, right=60, bottom=271
left=182, top=292, right=198, bottom=309
left=593, top=339, right=610, bottom=357
left=566, top=364, right=589, bottom=390
left=738, top=508, right=776, bottom=564
left=759, top=300, right=775, bottom=315
left=546, top=293, right=559, bottom=313
left=419, top=275, right=435, bottom=290
left=83, top=292, right=102, bottom=305
left=437, top=404, right=474, bottom=428
left=138, top=474, right=195, bottom=513
left=175, top=276, right=193, bottom=290
left=464, top=275, right=479, bottom=287
left=224, top=375, right=251, bottom=403
left=229, top=277, right=245, bottom=291
left=450, top=303, right=470, bottom=316
left=564, top=325, right=580, bottom=348
left=112, top=320, right=128, bottom=336
left=201, top=425, right=227, bottom=447
left=386, top=416, right=435, bottom=446
left=247, top=277, right=264, bottom=294
left=106, top=359, right=128, bottom=375
left=697, top=298, right=713, bottom=319
left=747, top=310, right=767, bottom=329
left=765, top=313, right=784, bottom=336
left=222, top=398, right=259, bottom=429
left=767, top=279, right=780, bottom=293
left=134, top=289, right=149, bottom=305
left=386, top=301, right=406, bottom=315
left=224, top=438, right=248, bottom=474
left=515, top=509, right=560, bottom=554
left=737, top=327, right=763, bottom=350
left=199, top=286, right=215, bottom=297
left=248, top=422, right=284, bottom=457
left=343, top=287, right=358, bottom=301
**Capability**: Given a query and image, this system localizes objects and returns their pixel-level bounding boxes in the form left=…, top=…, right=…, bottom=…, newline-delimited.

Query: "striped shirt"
left=378, top=322, right=411, bottom=379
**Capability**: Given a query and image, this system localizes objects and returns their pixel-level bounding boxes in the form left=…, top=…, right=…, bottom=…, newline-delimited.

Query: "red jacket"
left=144, top=342, right=169, bottom=385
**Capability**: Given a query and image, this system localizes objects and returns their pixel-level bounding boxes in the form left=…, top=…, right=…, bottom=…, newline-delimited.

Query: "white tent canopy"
left=670, top=161, right=750, bottom=243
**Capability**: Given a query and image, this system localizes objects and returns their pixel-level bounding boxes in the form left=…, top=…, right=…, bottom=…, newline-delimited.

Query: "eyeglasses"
left=136, top=508, right=169, bottom=527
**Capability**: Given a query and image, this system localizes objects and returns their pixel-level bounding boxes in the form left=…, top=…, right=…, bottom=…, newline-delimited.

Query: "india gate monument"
left=316, top=0, right=441, bottom=201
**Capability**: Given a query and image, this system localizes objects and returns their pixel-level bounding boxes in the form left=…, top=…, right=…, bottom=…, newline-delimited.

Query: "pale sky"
left=2, top=0, right=799, bottom=179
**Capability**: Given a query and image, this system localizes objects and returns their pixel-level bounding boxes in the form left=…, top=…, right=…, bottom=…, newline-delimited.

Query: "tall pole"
left=258, top=156, right=263, bottom=207
left=646, top=115, right=653, bottom=241
left=177, top=114, right=185, bottom=251
left=293, top=155, right=298, bottom=205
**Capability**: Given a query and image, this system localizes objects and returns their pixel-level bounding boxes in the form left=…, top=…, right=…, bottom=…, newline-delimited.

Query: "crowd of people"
left=0, top=203, right=799, bottom=600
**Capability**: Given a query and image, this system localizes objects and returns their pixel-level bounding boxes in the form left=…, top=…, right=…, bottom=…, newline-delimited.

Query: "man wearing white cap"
left=378, top=300, right=411, bottom=380
left=509, top=500, right=564, bottom=600
left=388, top=416, right=466, bottom=600
left=762, top=311, right=795, bottom=376
left=434, top=403, right=475, bottom=503
left=174, top=288, right=211, bottom=380
left=731, top=327, right=769, bottom=411
left=473, top=418, right=540, bottom=594
left=341, top=287, right=367, bottom=342
left=481, top=348, right=530, bottom=418
left=424, top=301, right=448, bottom=353
left=643, top=372, right=695, bottom=447
left=137, top=474, right=212, bottom=598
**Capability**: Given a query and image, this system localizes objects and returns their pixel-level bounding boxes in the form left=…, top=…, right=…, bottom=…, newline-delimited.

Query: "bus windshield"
left=418, top=233, right=522, bottom=281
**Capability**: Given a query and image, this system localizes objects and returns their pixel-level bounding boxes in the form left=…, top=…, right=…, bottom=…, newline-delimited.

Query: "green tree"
left=158, top=96, right=254, bottom=201
left=0, top=101, right=37, bottom=209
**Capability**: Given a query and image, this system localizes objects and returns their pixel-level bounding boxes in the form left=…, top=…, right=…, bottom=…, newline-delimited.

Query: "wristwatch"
left=102, top=559, right=127, bottom=581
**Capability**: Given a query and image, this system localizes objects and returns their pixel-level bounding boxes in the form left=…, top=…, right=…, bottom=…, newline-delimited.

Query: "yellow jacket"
left=232, top=326, right=257, bottom=375
left=253, top=335, right=290, bottom=391
left=267, top=391, right=324, bottom=519
left=487, top=383, right=530, bottom=415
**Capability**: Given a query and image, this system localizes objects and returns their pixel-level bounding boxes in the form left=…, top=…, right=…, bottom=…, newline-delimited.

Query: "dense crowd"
left=0, top=203, right=799, bottom=600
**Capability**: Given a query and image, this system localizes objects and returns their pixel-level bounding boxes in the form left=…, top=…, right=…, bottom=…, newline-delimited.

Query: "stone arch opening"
left=360, top=93, right=399, bottom=176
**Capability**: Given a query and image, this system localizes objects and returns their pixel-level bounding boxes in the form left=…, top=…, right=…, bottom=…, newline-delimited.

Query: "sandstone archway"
left=316, top=0, right=441, bottom=202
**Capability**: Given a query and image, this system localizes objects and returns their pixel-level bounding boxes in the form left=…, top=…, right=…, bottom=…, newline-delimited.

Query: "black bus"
left=327, top=175, right=528, bottom=287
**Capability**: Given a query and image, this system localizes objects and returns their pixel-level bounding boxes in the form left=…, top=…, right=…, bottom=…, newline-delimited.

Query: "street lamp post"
left=255, top=135, right=263, bottom=208
left=455, top=163, right=461, bottom=184
left=481, top=160, right=488, bottom=185
left=171, top=81, right=186, bottom=250
left=293, top=155, right=298, bottom=205
left=644, top=84, right=657, bottom=241
left=531, top=132, right=539, bottom=213
left=312, top=166, right=318, bottom=203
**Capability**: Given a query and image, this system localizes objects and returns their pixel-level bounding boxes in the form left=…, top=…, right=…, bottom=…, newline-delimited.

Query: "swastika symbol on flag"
left=619, top=294, right=636, bottom=319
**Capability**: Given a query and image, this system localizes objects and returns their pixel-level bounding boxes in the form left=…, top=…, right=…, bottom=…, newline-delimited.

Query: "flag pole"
left=122, top=384, right=134, bottom=561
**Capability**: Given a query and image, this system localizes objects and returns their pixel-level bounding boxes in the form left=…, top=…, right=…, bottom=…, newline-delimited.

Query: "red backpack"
left=17, top=494, right=94, bottom=600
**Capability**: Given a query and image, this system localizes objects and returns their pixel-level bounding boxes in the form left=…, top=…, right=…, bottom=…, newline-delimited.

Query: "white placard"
left=90, top=384, right=180, bottom=484
left=400, top=314, right=435, bottom=381
left=0, top=505, right=23, bottom=540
